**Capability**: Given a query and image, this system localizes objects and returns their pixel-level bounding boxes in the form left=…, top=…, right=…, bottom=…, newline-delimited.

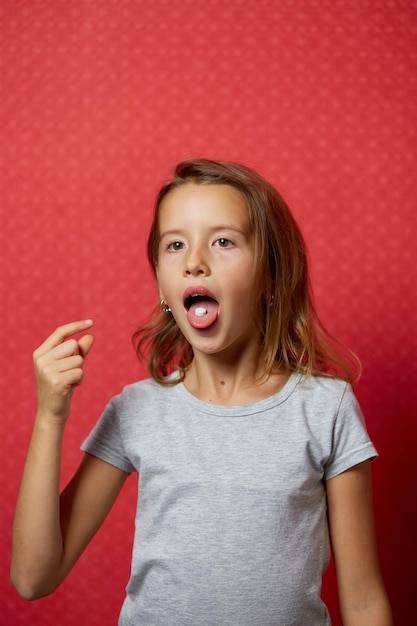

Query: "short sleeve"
left=324, top=384, right=378, bottom=481
left=81, top=394, right=135, bottom=474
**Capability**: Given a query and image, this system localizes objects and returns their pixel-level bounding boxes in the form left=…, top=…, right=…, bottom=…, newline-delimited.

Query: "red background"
left=1, top=1, right=416, bottom=624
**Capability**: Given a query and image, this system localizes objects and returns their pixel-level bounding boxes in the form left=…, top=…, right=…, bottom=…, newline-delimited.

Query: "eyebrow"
left=159, top=225, right=249, bottom=239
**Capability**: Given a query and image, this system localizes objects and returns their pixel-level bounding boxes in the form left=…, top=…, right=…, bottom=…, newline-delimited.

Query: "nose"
left=184, top=245, right=210, bottom=276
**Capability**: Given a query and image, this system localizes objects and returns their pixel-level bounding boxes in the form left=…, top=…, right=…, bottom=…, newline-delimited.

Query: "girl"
left=11, top=160, right=392, bottom=625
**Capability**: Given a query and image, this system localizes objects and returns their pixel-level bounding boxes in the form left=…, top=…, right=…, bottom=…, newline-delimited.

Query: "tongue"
left=187, top=298, right=219, bottom=329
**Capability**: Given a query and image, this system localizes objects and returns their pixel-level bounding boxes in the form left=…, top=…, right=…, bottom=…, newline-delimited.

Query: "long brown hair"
left=134, top=159, right=360, bottom=384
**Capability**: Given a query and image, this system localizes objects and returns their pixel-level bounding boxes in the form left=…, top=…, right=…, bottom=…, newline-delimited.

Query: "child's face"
left=156, top=183, right=260, bottom=358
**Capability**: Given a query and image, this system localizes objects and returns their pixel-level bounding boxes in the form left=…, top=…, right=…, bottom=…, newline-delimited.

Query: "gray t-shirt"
left=82, top=372, right=377, bottom=626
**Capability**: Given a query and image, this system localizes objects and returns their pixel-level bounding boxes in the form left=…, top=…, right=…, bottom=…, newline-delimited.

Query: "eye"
left=214, top=237, right=234, bottom=248
left=167, top=241, right=185, bottom=251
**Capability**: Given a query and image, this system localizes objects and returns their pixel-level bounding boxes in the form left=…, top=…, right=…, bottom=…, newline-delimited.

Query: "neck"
left=184, top=349, right=289, bottom=406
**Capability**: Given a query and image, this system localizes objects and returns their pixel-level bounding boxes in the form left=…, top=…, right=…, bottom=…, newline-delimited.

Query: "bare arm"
left=326, top=460, right=393, bottom=626
left=11, top=321, right=128, bottom=599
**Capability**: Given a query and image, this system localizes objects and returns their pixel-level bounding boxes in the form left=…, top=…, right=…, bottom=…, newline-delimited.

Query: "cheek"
left=234, top=261, right=257, bottom=291
left=157, top=266, right=178, bottom=302
left=156, top=257, right=170, bottom=283
left=233, top=272, right=260, bottom=315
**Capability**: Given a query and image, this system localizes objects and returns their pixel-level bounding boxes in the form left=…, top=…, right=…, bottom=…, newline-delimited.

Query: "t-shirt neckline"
left=175, top=371, right=303, bottom=416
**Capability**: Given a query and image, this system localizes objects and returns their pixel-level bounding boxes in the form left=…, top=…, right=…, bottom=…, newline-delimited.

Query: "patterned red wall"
left=1, top=1, right=416, bottom=624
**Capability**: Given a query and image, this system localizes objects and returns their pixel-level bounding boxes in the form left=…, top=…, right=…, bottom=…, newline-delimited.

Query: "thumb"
left=78, top=333, right=95, bottom=359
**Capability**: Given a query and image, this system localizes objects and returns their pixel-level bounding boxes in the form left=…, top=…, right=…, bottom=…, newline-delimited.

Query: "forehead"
left=158, top=183, right=250, bottom=230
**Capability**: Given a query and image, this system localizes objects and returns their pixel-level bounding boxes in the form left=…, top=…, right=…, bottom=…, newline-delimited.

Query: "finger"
left=35, top=355, right=83, bottom=390
left=50, top=354, right=85, bottom=374
left=78, top=333, right=95, bottom=359
left=35, top=338, right=80, bottom=368
left=47, top=367, right=86, bottom=397
left=41, top=338, right=93, bottom=378
left=36, top=320, right=94, bottom=356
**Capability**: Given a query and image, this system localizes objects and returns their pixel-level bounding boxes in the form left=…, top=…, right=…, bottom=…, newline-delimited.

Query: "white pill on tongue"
left=187, top=297, right=219, bottom=329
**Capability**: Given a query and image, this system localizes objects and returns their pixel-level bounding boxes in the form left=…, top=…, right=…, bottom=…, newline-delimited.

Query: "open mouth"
left=184, top=293, right=214, bottom=311
left=183, top=290, right=220, bottom=329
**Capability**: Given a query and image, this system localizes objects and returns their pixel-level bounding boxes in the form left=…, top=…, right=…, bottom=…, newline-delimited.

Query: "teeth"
left=195, top=307, right=207, bottom=317
left=185, top=293, right=211, bottom=310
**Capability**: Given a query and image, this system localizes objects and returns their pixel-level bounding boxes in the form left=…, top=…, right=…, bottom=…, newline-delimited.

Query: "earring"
left=159, top=299, right=171, bottom=313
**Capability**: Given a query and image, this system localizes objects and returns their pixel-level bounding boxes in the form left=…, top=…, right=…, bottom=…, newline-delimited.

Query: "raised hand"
left=12, top=318, right=128, bottom=600
left=33, top=320, right=95, bottom=422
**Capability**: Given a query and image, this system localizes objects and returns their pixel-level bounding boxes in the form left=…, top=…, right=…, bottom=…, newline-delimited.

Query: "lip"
left=182, top=285, right=218, bottom=308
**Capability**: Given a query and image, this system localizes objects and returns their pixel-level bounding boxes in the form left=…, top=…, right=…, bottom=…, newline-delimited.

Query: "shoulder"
left=116, top=376, right=179, bottom=410
left=121, top=376, right=177, bottom=397
left=295, top=374, right=353, bottom=409
left=291, top=375, right=365, bottom=440
left=121, top=377, right=163, bottom=396
left=298, top=374, right=349, bottom=392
